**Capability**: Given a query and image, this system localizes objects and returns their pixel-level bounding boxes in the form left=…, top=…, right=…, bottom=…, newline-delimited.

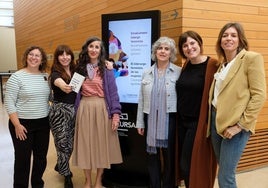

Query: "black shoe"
left=64, top=175, right=73, bottom=188
left=54, top=164, right=59, bottom=172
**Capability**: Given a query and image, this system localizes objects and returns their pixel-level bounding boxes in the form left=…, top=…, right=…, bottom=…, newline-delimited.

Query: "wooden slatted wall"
left=180, top=0, right=268, bottom=172
left=237, top=128, right=268, bottom=172
left=13, top=0, right=182, bottom=69
left=13, top=0, right=268, bottom=172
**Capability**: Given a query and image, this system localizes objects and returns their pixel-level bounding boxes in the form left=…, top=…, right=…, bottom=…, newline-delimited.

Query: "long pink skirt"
left=72, top=96, right=122, bottom=170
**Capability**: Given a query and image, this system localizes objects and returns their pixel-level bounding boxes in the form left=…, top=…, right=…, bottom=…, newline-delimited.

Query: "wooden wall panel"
left=13, top=0, right=268, bottom=173
left=14, top=0, right=181, bottom=68
left=181, top=0, right=268, bottom=173
left=181, top=0, right=268, bottom=128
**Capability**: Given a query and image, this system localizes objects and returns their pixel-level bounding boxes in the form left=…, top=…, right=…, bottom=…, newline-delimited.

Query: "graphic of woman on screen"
left=109, top=30, right=129, bottom=77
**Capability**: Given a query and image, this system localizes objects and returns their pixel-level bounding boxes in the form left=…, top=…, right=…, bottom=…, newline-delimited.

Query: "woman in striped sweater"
left=4, top=46, right=50, bottom=188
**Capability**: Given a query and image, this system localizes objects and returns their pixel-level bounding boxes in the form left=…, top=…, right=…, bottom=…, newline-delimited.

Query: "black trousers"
left=144, top=113, right=176, bottom=188
left=9, top=117, right=50, bottom=188
left=177, top=116, right=198, bottom=188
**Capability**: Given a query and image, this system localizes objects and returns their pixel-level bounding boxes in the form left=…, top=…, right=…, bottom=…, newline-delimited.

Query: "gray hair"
left=151, top=36, right=177, bottom=62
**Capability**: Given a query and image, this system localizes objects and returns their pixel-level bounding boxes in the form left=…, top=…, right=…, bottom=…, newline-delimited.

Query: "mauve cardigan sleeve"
left=103, top=69, right=121, bottom=118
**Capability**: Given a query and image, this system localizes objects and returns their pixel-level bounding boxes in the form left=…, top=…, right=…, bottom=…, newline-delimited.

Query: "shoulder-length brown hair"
left=178, top=30, right=203, bottom=59
left=51, top=44, right=76, bottom=82
left=216, top=22, right=248, bottom=63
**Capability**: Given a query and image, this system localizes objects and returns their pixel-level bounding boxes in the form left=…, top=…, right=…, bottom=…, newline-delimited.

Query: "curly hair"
left=151, top=36, right=177, bottom=63
left=22, top=46, right=47, bottom=72
left=76, top=36, right=106, bottom=78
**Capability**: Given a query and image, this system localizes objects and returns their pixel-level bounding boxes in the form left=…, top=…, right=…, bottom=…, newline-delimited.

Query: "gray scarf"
left=146, top=66, right=169, bottom=154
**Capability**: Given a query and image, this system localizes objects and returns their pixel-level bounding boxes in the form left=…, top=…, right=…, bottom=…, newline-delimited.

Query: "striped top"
left=81, top=67, right=104, bottom=97
left=4, top=69, right=50, bottom=119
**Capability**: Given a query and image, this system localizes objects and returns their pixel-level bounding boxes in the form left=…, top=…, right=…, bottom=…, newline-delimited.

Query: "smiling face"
left=58, top=51, right=71, bottom=68
left=156, top=43, right=171, bottom=63
left=182, top=37, right=202, bottom=61
left=87, top=40, right=101, bottom=63
left=221, top=26, right=239, bottom=55
left=26, top=49, right=42, bottom=70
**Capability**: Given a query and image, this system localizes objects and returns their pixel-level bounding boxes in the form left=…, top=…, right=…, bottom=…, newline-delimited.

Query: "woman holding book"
left=49, top=44, right=77, bottom=188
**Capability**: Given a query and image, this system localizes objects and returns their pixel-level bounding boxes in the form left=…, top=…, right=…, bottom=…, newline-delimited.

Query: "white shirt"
left=212, top=57, right=236, bottom=108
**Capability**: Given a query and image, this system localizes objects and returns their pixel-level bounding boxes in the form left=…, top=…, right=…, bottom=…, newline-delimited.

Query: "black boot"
left=64, top=175, right=73, bottom=188
left=54, top=164, right=59, bottom=172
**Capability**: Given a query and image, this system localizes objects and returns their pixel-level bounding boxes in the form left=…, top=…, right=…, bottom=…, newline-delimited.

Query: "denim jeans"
left=210, top=109, right=250, bottom=188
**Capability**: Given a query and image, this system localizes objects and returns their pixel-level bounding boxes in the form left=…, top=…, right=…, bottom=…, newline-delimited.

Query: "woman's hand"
left=54, top=78, right=73, bottom=93
left=112, top=120, right=119, bottom=131
left=105, top=60, right=114, bottom=70
left=223, top=124, right=242, bottom=139
left=137, top=128, right=144, bottom=136
left=15, top=124, right=28, bottom=140
left=112, top=114, right=120, bottom=131
left=60, top=84, right=73, bottom=93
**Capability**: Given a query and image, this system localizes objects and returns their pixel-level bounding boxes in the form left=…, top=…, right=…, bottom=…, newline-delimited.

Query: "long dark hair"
left=51, top=44, right=76, bottom=83
left=76, top=36, right=106, bottom=78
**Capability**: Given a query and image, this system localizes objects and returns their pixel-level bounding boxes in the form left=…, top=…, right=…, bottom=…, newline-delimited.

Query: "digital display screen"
left=102, top=10, right=160, bottom=104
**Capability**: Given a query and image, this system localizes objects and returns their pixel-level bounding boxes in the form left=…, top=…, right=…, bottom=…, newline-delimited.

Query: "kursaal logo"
left=119, top=113, right=136, bottom=128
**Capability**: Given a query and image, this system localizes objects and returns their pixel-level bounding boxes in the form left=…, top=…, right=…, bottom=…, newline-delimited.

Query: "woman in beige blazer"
left=208, top=22, right=266, bottom=188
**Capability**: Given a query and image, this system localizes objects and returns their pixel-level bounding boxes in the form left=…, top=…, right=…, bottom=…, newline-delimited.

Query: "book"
left=69, top=72, right=85, bottom=93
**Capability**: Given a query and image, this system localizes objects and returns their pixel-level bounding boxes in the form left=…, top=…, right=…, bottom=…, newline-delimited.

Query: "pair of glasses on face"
left=28, top=53, right=41, bottom=59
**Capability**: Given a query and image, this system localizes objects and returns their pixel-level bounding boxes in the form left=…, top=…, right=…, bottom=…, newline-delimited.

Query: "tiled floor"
left=0, top=101, right=268, bottom=188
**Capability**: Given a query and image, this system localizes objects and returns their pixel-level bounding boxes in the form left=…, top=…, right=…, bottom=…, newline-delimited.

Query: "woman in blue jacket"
left=136, top=36, right=181, bottom=188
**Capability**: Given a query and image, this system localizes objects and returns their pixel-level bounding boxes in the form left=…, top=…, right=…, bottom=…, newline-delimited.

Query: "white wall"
left=0, top=27, right=17, bottom=72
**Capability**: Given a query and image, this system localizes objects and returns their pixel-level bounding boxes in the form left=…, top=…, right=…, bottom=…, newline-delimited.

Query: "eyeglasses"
left=28, top=53, right=41, bottom=59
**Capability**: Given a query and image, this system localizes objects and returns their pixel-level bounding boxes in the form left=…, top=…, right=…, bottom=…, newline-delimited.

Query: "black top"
left=51, top=71, right=76, bottom=104
left=176, top=57, right=209, bottom=121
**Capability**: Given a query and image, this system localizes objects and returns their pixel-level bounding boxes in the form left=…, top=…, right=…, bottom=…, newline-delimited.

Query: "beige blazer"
left=208, top=49, right=266, bottom=137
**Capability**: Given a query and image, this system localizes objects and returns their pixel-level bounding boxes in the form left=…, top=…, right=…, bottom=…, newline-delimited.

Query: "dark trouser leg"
left=162, top=113, right=176, bottom=188
left=9, top=121, right=32, bottom=188
left=30, top=117, right=50, bottom=188
left=147, top=150, right=161, bottom=188
left=178, top=119, right=197, bottom=188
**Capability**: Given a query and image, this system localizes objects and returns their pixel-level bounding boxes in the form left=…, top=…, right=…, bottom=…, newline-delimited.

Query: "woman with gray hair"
left=136, top=36, right=181, bottom=188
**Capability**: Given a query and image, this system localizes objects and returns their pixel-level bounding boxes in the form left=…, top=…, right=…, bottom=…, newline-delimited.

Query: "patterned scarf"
left=87, top=63, right=98, bottom=80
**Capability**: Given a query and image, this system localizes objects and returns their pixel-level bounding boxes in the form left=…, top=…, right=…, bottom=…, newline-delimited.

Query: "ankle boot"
left=54, top=164, right=59, bottom=172
left=64, top=175, right=73, bottom=188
